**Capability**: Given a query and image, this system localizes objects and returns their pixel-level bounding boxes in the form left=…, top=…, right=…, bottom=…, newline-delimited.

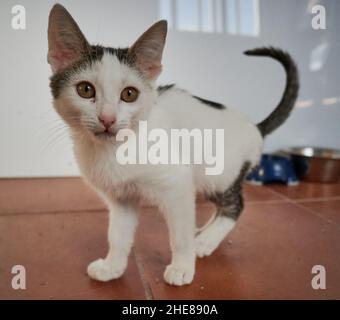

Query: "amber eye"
left=120, top=87, right=139, bottom=103
left=76, top=82, right=95, bottom=99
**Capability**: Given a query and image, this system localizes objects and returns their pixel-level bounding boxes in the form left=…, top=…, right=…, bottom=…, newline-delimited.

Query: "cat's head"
left=48, top=4, right=167, bottom=143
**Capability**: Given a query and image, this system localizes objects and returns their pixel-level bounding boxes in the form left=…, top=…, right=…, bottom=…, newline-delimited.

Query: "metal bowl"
left=282, top=147, right=340, bottom=183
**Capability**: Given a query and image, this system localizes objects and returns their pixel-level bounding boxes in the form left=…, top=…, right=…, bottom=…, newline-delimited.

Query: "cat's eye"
left=120, top=87, right=139, bottom=103
left=76, top=81, right=95, bottom=99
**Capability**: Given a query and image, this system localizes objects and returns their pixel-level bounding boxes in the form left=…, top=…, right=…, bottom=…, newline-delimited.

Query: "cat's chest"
left=76, top=145, right=145, bottom=201
left=74, top=141, right=125, bottom=190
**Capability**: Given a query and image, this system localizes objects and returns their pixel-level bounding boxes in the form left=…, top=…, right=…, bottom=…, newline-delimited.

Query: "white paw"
left=87, top=258, right=126, bottom=282
left=164, top=263, right=194, bottom=286
left=195, top=217, right=235, bottom=258
left=195, top=232, right=220, bottom=258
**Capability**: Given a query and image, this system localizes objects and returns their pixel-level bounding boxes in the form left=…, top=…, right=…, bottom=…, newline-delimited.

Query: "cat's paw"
left=87, top=258, right=126, bottom=282
left=164, top=263, right=194, bottom=286
left=195, top=232, right=219, bottom=258
left=195, top=217, right=235, bottom=258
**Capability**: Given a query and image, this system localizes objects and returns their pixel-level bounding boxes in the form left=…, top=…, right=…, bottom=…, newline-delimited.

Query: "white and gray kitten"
left=48, top=4, right=298, bottom=286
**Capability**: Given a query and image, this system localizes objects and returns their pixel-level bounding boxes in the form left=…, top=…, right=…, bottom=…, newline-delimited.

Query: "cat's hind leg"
left=195, top=162, right=250, bottom=258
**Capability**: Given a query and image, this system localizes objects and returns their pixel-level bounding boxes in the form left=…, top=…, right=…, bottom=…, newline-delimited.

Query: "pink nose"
left=98, top=114, right=116, bottom=129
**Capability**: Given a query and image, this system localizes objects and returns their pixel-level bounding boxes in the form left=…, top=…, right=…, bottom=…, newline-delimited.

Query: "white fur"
left=54, top=53, right=263, bottom=286
left=195, top=216, right=236, bottom=258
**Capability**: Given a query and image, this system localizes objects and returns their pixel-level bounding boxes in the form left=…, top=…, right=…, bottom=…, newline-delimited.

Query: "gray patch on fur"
left=157, top=84, right=175, bottom=95
left=193, top=96, right=226, bottom=110
left=157, top=85, right=226, bottom=111
left=244, top=47, right=299, bottom=137
left=209, top=161, right=251, bottom=220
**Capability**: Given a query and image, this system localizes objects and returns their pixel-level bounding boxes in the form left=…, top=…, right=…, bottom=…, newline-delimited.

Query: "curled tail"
left=244, top=47, right=299, bottom=136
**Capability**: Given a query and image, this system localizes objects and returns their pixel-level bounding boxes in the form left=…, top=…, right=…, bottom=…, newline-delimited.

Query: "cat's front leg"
left=162, top=191, right=196, bottom=286
left=87, top=199, right=139, bottom=282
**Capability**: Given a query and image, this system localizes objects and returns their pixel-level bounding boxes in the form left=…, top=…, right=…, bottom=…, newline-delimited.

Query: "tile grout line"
left=266, top=187, right=340, bottom=232
left=133, top=248, right=154, bottom=300
left=0, top=208, right=108, bottom=217
left=0, top=200, right=241, bottom=216
left=262, top=186, right=292, bottom=200
left=0, top=200, right=311, bottom=217
left=290, top=201, right=340, bottom=232
left=294, top=196, right=340, bottom=203
left=245, top=199, right=289, bottom=205
left=263, top=186, right=340, bottom=203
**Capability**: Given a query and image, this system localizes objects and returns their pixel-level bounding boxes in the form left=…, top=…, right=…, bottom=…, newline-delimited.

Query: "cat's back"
left=155, top=85, right=260, bottom=138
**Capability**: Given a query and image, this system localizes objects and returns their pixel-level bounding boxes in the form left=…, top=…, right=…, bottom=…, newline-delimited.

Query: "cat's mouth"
left=94, top=129, right=116, bottom=140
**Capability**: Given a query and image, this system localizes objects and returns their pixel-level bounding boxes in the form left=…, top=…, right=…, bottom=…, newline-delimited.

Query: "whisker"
left=40, top=130, right=70, bottom=155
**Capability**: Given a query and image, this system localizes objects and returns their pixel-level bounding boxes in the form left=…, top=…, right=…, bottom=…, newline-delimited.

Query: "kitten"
left=48, top=4, right=298, bottom=286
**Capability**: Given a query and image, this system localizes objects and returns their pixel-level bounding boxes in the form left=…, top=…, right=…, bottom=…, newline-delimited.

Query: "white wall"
left=0, top=0, right=339, bottom=177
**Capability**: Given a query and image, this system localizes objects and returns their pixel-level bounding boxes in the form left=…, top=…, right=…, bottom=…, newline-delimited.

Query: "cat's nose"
left=98, top=114, right=116, bottom=129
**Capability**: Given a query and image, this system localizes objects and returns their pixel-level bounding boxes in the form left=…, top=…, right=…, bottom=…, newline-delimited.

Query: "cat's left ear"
left=47, top=4, right=90, bottom=73
left=129, top=20, right=167, bottom=80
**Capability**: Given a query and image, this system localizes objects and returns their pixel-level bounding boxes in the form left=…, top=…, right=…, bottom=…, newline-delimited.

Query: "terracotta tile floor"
left=0, top=178, right=339, bottom=300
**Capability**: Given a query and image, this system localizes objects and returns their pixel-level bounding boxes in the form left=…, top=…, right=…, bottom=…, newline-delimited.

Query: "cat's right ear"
left=47, top=4, right=90, bottom=73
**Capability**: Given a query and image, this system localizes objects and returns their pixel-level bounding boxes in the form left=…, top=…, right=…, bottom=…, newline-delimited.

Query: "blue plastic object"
left=246, top=153, right=299, bottom=185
